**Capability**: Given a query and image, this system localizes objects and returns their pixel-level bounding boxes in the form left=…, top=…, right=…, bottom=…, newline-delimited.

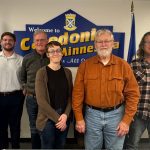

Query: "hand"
left=22, top=89, right=26, bottom=96
left=116, top=121, right=129, bottom=137
left=56, top=114, right=67, bottom=131
left=75, top=120, right=85, bottom=133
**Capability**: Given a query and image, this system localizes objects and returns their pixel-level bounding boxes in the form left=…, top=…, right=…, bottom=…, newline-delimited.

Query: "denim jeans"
left=124, top=114, right=150, bottom=150
left=26, top=95, right=41, bottom=149
left=84, top=104, right=125, bottom=150
left=39, top=108, right=70, bottom=149
left=0, top=91, right=24, bottom=149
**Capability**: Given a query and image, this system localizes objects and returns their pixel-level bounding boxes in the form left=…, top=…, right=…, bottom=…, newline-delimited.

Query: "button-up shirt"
left=131, top=58, right=150, bottom=120
left=0, top=51, right=23, bottom=92
left=72, top=54, right=140, bottom=125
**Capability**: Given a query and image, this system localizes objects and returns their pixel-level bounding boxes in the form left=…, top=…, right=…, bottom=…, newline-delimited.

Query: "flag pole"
left=127, top=0, right=136, bottom=63
left=131, top=1, right=134, bottom=14
left=131, top=1, right=136, bottom=60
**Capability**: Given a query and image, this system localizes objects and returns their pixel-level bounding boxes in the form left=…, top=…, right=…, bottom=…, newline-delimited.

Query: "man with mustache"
left=72, top=29, right=140, bottom=150
left=0, top=32, right=24, bottom=149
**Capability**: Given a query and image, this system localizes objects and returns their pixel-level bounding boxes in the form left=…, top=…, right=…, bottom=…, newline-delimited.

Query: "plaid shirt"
left=131, top=58, right=150, bottom=120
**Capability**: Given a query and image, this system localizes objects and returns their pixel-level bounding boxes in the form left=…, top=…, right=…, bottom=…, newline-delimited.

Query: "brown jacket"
left=35, top=66, right=73, bottom=131
left=72, top=55, right=140, bottom=125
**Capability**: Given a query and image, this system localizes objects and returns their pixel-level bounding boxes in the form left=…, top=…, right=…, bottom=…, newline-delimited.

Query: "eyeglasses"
left=96, top=40, right=113, bottom=44
left=47, top=48, right=62, bottom=55
left=144, top=41, right=150, bottom=45
left=34, top=39, right=47, bottom=43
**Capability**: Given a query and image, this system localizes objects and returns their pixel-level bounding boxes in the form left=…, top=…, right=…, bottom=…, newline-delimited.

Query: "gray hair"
left=33, top=30, right=48, bottom=39
left=94, top=29, right=114, bottom=42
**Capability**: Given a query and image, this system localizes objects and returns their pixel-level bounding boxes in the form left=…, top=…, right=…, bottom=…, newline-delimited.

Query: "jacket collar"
left=33, top=49, right=47, bottom=58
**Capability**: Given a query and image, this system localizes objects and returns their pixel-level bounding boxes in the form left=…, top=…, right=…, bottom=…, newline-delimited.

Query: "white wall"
left=0, top=0, right=150, bottom=138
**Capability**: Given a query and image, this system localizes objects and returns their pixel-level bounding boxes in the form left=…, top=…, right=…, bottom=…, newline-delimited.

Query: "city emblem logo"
left=64, top=13, right=77, bottom=31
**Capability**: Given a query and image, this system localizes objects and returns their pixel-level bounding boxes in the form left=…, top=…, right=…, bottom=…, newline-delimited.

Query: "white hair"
left=94, top=29, right=114, bottom=42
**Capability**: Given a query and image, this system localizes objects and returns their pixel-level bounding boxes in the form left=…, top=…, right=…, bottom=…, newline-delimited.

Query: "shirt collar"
left=0, top=51, right=3, bottom=56
left=107, top=55, right=116, bottom=65
left=93, top=54, right=116, bottom=65
left=0, top=50, right=17, bottom=59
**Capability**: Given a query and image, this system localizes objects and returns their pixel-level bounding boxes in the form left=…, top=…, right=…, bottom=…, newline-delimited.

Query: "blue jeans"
left=39, top=119, right=70, bottom=149
left=84, top=105, right=125, bottom=150
left=26, top=95, right=41, bottom=149
left=124, top=114, right=150, bottom=150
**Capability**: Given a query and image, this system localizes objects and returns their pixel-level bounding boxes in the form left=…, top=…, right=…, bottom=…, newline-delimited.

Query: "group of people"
left=0, top=29, right=149, bottom=150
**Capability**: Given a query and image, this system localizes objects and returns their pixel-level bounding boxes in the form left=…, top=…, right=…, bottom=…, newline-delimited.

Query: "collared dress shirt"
left=72, top=54, right=140, bottom=125
left=0, top=51, right=23, bottom=92
left=131, top=58, right=150, bottom=120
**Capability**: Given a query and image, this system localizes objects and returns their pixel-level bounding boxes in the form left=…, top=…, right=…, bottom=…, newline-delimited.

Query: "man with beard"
left=72, top=29, right=140, bottom=150
left=0, top=32, right=24, bottom=149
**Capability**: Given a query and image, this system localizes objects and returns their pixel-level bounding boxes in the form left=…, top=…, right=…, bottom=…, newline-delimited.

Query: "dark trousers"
left=124, top=114, right=150, bottom=149
left=26, top=95, right=41, bottom=149
left=0, top=91, right=24, bottom=149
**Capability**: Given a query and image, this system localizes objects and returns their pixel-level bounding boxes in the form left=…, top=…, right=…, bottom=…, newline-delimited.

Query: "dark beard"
left=3, top=46, right=15, bottom=51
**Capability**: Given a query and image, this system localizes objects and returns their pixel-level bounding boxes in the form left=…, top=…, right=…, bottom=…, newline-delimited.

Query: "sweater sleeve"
left=35, top=68, right=60, bottom=123
left=64, top=69, right=73, bottom=117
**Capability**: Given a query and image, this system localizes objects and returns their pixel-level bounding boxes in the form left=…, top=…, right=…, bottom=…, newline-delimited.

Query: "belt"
left=87, top=102, right=124, bottom=112
left=0, top=90, right=21, bottom=96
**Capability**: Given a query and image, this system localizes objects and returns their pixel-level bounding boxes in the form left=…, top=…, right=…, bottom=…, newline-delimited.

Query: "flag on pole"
left=127, top=1, right=136, bottom=63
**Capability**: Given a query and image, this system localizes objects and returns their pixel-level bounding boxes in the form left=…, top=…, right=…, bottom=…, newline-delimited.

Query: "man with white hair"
left=72, top=29, right=140, bottom=150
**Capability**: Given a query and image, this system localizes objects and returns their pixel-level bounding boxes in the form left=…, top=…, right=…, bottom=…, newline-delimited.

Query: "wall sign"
left=14, top=9, right=125, bottom=67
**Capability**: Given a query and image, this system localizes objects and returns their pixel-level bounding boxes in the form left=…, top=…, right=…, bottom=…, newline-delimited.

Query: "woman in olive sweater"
left=35, top=41, right=73, bottom=149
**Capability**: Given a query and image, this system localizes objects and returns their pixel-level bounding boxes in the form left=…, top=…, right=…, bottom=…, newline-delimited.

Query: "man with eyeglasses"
left=124, top=32, right=150, bottom=149
left=72, top=29, right=140, bottom=150
left=20, top=30, right=49, bottom=149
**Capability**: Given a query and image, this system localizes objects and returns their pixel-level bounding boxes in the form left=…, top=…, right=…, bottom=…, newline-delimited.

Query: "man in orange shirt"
left=72, top=29, right=140, bottom=150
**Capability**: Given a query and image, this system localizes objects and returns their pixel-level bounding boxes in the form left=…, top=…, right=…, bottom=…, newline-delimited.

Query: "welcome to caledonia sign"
left=14, top=9, right=125, bottom=67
